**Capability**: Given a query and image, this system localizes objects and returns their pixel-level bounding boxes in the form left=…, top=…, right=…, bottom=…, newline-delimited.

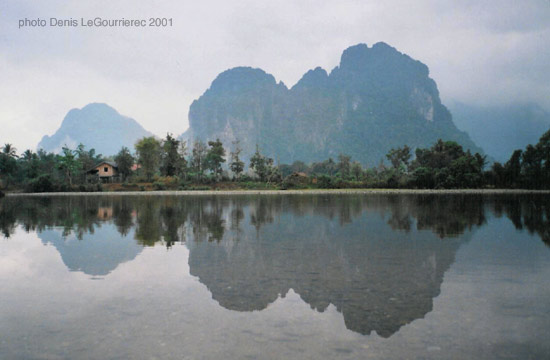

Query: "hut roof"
left=87, top=161, right=118, bottom=173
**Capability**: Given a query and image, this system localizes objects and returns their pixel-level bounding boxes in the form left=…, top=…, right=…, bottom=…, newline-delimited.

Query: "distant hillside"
left=183, top=42, right=481, bottom=166
left=38, top=103, right=153, bottom=156
left=448, top=102, right=550, bottom=163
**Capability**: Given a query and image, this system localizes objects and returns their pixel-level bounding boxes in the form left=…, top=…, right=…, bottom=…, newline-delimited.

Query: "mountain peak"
left=336, top=42, right=429, bottom=78
left=82, top=102, right=115, bottom=110
left=292, top=66, right=329, bottom=90
left=38, top=103, right=153, bottom=155
left=372, top=41, right=396, bottom=51
left=209, top=67, right=278, bottom=94
left=61, top=103, right=122, bottom=127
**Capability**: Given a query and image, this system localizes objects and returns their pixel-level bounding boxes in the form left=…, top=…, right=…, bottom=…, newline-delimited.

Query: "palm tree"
left=2, top=143, right=18, bottom=158
left=21, top=149, right=35, bottom=161
left=1, top=144, right=18, bottom=189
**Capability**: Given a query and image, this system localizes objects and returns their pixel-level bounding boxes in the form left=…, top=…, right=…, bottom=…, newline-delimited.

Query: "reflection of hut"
left=97, top=207, right=113, bottom=220
left=87, top=161, right=119, bottom=183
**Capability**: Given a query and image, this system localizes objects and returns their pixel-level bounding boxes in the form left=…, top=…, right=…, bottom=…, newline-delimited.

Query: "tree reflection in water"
left=0, top=193, right=549, bottom=336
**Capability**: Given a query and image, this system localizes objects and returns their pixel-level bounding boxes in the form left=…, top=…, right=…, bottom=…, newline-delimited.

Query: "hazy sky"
left=1, top=0, right=549, bottom=152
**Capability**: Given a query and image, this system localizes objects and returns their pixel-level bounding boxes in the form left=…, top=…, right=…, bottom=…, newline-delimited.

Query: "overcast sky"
left=1, top=0, right=549, bottom=152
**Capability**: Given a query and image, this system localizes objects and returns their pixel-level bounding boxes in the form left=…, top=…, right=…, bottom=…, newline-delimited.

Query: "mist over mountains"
left=448, top=102, right=550, bottom=163
left=184, top=42, right=481, bottom=166
left=37, top=103, right=153, bottom=156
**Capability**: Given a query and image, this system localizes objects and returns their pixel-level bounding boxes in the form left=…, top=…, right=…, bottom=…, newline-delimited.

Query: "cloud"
left=1, top=0, right=549, bottom=151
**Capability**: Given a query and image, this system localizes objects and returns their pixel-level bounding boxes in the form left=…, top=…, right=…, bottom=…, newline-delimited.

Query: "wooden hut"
left=87, top=161, right=119, bottom=182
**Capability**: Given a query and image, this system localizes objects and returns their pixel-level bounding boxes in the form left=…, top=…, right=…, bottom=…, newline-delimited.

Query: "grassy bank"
left=5, top=188, right=550, bottom=197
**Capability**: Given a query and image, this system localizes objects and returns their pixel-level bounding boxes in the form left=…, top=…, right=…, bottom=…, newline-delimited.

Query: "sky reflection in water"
left=0, top=194, right=549, bottom=359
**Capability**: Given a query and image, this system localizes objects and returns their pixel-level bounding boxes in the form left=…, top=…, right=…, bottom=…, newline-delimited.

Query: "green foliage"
left=386, top=145, right=411, bottom=170
left=25, top=174, right=55, bottom=193
left=2, top=144, right=18, bottom=158
left=505, top=150, right=522, bottom=187
left=160, top=133, right=180, bottom=177
left=0, top=152, right=18, bottom=188
left=75, top=144, right=102, bottom=173
left=239, top=181, right=278, bottom=190
left=351, top=161, right=363, bottom=181
left=153, top=181, right=167, bottom=191
left=229, top=140, right=245, bottom=180
left=19, top=149, right=39, bottom=181
left=281, top=173, right=310, bottom=189
left=178, top=184, right=211, bottom=191
left=114, top=146, right=134, bottom=181
left=135, top=137, right=161, bottom=181
left=3, top=127, right=550, bottom=192
left=337, top=154, right=351, bottom=179
left=78, top=184, right=102, bottom=192
left=310, top=158, right=337, bottom=176
left=249, top=145, right=269, bottom=181
left=316, top=174, right=335, bottom=189
left=412, top=167, right=434, bottom=188
left=191, top=140, right=208, bottom=183
left=206, top=138, right=226, bottom=179
left=57, top=146, right=82, bottom=186
left=484, top=128, right=550, bottom=189
left=409, top=140, right=485, bottom=189
left=176, top=141, right=189, bottom=179
left=521, top=145, right=542, bottom=188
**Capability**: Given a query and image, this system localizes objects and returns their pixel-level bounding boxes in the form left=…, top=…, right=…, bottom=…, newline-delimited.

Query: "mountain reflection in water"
left=0, top=194, right=548, bottom=338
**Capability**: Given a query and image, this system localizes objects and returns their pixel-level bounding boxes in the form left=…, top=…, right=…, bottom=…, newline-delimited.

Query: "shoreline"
left=4, top=189, right=550, bottom=197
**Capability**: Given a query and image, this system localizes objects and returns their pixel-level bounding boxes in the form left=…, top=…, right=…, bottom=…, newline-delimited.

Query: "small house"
left=87, top=161, right=119, bottom=182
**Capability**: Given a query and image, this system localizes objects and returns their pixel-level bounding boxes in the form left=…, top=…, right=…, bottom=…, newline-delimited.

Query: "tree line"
left=1, top=128, right=549, bottom=192
left=1, top=193, right=549, bottom=247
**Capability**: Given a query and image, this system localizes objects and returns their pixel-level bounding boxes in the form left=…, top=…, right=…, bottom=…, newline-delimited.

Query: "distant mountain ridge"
left=38, top=103, right=153, bottom=156
left=184, top=42, right=481, bottom=165
left=448, top=102, right=550, bottom=163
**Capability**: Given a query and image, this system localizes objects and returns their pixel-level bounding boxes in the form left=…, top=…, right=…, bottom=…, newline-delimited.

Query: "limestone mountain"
left=448, top=102, right=550, bottom=163
left=184, top=42, right=481, bottom=166
left=38, top=103, right=153, bottom=156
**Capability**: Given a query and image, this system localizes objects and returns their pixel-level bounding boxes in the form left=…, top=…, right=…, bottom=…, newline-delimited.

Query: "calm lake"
left=0, top=194, right=549, bottom=359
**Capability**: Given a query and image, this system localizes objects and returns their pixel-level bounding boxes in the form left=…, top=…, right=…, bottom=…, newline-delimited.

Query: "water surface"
left=0, top=194, right=549, bottom=359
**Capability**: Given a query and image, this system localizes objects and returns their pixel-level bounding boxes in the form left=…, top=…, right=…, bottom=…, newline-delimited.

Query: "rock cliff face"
left=38, top=103, right=153, bottom=156
left=184, top=42, right=481, bottom=165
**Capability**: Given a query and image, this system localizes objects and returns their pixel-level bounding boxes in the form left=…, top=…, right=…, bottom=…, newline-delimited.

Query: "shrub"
left=238, top=174, right=253, bottom=182
left=153, top=181, right=166, bottom=190
left=25, top=175, right=55, bottom=193
left=316, top=175, right=334, bottom=189
left=281, top=173, right=309, bottom=189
